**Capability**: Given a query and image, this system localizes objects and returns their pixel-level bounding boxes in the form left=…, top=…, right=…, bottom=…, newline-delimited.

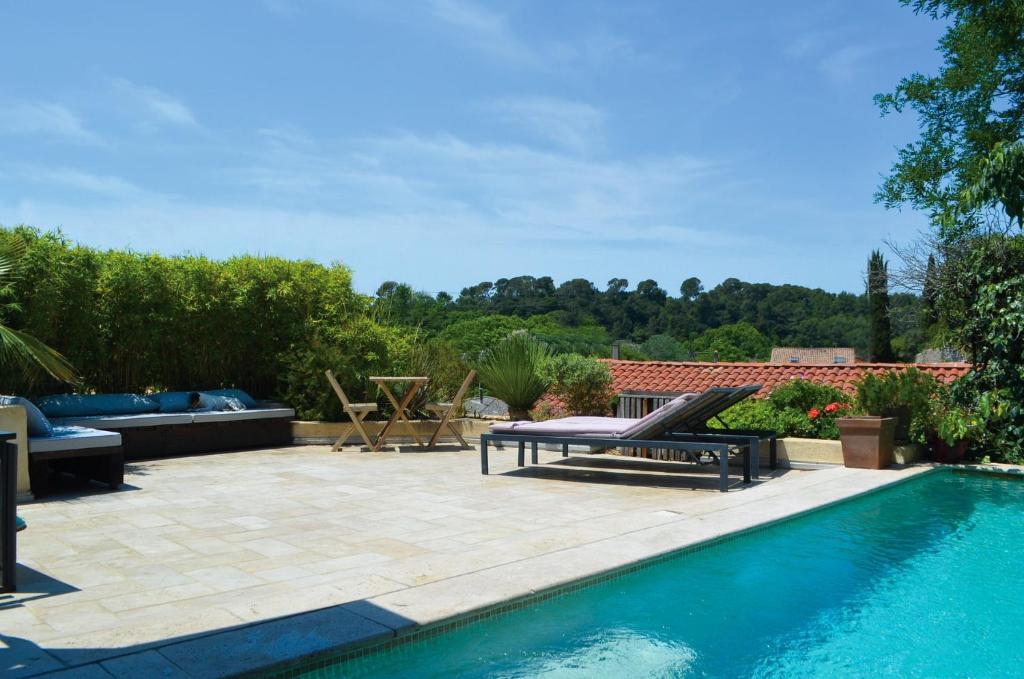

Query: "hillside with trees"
left=374, top=274, right=925, bottom=362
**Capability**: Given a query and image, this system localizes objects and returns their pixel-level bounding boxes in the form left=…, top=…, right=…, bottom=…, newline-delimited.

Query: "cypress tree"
left=868, top=250, right=896, bottom=362
left=921, top=254, right=939, bottom=334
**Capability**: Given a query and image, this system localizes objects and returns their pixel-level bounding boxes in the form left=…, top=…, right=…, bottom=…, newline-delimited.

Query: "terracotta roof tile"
left=604, top=359, right=972, bottom=398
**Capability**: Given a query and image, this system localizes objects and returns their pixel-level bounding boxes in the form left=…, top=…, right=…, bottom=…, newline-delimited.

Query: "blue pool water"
left=307, top=470, right=1024, bottom=677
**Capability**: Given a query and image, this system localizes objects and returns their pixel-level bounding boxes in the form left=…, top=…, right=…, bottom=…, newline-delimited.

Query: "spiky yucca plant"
left=0, top=233, right=77, bottom=384
left=476, top=331, right=550, bottom=420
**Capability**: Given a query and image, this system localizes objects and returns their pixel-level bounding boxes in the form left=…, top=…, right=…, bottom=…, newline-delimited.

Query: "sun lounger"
left=481, top=385, right=774, bottom=492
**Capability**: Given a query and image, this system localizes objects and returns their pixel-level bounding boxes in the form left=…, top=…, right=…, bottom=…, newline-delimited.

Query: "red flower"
left=808, top=408, right=821, bottom=419
left=824, top=402, right=839, bottom=414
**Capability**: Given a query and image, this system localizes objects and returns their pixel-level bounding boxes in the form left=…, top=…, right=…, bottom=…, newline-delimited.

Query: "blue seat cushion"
left=150, top=391, right=201, bottom=413
left=151, top=391, right=247, bottom=412
left=203, top=389, right=258, bottom=409
left=0, top=395, right=54, bottom=437
left=35, top=393, right=160, bottom=418
left=194, top=393, right=246, bottom=412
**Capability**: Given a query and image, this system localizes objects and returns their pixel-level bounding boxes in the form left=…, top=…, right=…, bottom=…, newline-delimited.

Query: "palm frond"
left=476, top=332, right=551, bottom=412
left=0, top=233, right=26, bottom=288
left=0, top=325, right=78, bottom=383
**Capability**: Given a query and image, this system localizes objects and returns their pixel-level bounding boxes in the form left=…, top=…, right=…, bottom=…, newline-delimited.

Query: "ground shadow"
left=1, top=597, right=415, bottom=678
left=20, top=482, right=141, bottom=505
left=0, top=566, right=78, bottom=610
left=503, top=460, right=758, bottom=492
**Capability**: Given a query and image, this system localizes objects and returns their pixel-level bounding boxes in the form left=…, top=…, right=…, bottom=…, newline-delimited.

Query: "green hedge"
left=1, top=226, right=362, bottom=398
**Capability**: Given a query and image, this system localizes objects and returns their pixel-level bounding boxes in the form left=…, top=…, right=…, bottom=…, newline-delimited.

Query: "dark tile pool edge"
left=242, top=465, right=942, bottom=679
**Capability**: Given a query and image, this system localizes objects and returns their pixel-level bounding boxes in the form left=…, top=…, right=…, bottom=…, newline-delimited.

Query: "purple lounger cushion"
left=489, top=416, right=636, bottom=437
left=489, top=391, right=700, bottom=439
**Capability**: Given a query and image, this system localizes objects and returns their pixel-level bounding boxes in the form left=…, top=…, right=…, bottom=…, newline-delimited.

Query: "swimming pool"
left=294, top=469, right=1024, bottom=677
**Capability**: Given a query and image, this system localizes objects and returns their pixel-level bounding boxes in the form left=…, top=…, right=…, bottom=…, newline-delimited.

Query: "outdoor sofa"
left=4, top=390, right=294, bottom=498
left=481, top=385, right=776, bottom=492
left=36, top=390, right=295, bottom=461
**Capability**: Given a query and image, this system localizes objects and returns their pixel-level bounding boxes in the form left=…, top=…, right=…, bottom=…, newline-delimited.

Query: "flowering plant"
left=808, top=401, right=848, bottom=420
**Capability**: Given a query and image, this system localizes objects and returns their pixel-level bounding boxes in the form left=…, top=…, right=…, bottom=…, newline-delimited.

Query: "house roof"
left=604, top=359, right=971, bottom=397
left=769, top=347, right=857, bottom=365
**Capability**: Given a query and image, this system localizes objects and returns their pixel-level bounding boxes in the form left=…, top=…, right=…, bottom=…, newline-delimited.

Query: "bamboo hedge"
left=1, top=226, right=363, bottom=399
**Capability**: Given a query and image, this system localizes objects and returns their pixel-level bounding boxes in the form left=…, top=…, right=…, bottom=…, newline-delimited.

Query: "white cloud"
left=0, top=101, right=100, bottom=144
left=430, top=0, right=538, bottom=66
left=11, top=166, right=141, bottom=196
left=223, top=126, right=722, bottom=250
left=485, top=96, right=606, bottom=154
left=427, top=0, right=643, bottom=70
left=110, top=78, right=199, bottom=127
left=818, top=44, right=881, bottom=83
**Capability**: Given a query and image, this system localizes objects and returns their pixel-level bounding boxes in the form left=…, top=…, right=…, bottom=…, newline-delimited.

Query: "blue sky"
left=0, top=1, right=944, bottom=297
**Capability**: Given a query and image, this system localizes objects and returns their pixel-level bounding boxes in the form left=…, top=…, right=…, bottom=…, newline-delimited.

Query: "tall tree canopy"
left=876, top=0, right=1024, bottom=232
left=868, top=251, right=897, bottom=362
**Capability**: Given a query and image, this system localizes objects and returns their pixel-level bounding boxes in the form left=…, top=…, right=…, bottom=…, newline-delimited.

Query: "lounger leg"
left=480, top=438, right=489, bottom=475
left=562, top=443, right=569, bottom=458
left=719, top=445, right=728, bottom=492
left=531, top=442, right=538, bottom=465
left=770, top=436, right=778, bottom=470
left=517, top=442, right=525, bottom=467
left=743, top=443, right=751, bottom=484
left=747, top=436, right=759, bottom=479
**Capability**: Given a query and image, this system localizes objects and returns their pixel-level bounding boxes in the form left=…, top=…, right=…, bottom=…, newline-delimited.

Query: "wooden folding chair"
left=325, top=370, right=378, bottom=451
left=426, top=370, right=476, bottom=448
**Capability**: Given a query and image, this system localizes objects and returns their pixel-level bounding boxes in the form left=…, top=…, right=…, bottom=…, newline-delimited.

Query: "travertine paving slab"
left=2, top=443, right=930, bottom=677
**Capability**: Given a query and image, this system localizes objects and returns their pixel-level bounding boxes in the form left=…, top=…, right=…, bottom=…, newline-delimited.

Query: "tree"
left=921, top=254, right=939, bottom=333
left=640, top=334, right=685, bottom=361
left=687, top=322, right=771, bottom=362
left=0, top=233, right=76, bottom=383
left=875, top=0, right=1024, bottom=230
left=680, top=277, right=703, bottom=301
left=868, top=251, right=896, bottom=362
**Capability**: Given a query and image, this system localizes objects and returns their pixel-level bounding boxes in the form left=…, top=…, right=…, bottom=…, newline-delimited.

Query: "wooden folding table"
left=369, top=376, right=429, bottom=451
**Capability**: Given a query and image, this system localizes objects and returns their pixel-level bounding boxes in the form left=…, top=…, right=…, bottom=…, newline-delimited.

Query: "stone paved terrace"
left=3, top=443, right=931, bottom=678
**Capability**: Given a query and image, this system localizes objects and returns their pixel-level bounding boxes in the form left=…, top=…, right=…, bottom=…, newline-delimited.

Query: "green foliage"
left=686, top=322, right=771, bottom=362
left=767, top=379, right=849, bottom=413
left=1, top=226, right=362, bottom=397
left=854, top=368, right=940, bottom=442
left=279, top=316, right=413, bottom=421
left=402, top=338, right=472, bottom=410
left=940, top=235, right=1024, bottom=460
left=0, top=232, right=76, bottom=384
left=475, top=332, right=551, bottom=418
left=868, top=250, right=896, bottom=362
left=876, top=0, right=1024, bottom=228
left=712, top=380, right=852, bottom=440
left=640, top=334, right=685, bottom=360
left=542, top=354, right=614, bottom=416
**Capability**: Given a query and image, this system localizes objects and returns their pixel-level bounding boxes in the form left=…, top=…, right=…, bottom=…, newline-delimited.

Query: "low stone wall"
left=777, top=437, right=924, bottom=466
left=291, top=418, right=491, bottom=445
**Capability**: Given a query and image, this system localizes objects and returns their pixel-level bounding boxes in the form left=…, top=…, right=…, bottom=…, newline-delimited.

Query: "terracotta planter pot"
left=890, top=406, right=912, bottom=442
left=837, top=417, right=896, bottom=469
left=931, top=438, right=967, bottom=464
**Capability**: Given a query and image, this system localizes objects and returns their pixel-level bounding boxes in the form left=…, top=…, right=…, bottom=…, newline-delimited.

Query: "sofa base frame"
left=119, top=417, right=293, bottom=460
left=29, top=445, right=124, bottom=499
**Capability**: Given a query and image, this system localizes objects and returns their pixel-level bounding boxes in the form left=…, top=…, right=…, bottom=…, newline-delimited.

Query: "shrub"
left=475, top=331, right=551, bottom=420
left=2, top=226, right=362, bottom=398
left=713, top=379, right=852, bottom=440
left=542, top=353, right=614, bottom=416
left=279, top=316, right=412, bottom=421
left=401, top=339, right=473, bottom=415
left=854, top=368, right=939, bottom=441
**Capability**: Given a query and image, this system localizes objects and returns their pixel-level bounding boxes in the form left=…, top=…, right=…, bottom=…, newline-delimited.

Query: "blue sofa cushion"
left=0, top=395, right=54, bottom=437
left=204, top=388, right=258, bottom=409
left=150, top=391, right=201, bottom=413
left=194, top=393, right=246, bottom=412
left=35, top=393, right=160, bottom=419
